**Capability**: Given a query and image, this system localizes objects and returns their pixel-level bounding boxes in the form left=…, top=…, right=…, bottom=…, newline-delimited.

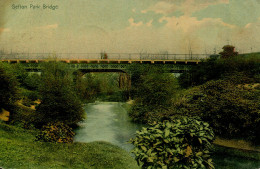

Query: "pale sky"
left=0, top=0, right=260, bottom=54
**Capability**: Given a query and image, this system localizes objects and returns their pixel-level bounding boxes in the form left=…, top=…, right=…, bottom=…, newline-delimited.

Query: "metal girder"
left=15, top=62, right=194, bottom=73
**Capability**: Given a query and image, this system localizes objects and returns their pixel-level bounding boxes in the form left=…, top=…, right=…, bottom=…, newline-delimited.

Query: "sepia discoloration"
left=0, top=1, right=16, bottom=35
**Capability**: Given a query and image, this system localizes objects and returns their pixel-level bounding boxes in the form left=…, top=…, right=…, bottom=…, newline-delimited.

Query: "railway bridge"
left=0, top=52, right=213, bottom=73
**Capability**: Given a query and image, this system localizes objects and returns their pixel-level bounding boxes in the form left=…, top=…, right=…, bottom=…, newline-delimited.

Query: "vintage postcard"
left=1, top=1, right=259, bottom=169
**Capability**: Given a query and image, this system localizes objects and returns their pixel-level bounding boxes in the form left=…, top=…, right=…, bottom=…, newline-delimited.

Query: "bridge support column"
left=119, top=72, right=128, bottom=89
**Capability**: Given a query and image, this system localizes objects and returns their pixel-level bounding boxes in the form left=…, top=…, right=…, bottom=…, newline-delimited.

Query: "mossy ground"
left=0, top=122, right=139, bottom=169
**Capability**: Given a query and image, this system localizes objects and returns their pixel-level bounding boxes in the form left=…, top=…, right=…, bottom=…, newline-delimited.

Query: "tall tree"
left=36, top=61, right=84, bottom=127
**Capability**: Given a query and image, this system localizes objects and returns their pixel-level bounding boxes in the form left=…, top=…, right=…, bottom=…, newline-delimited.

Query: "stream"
left=74, top=102, right=144, bottom=152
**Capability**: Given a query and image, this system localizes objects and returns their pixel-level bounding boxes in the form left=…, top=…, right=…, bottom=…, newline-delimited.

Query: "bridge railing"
left=0, top=53, right=212, bottom=60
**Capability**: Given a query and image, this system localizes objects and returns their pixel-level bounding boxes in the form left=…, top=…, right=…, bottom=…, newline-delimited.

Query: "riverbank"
left=0, top=121, right=139, bottom=169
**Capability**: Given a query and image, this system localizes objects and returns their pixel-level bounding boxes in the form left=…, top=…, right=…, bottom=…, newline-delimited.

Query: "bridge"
left=0, top=53, right=213, bottom=73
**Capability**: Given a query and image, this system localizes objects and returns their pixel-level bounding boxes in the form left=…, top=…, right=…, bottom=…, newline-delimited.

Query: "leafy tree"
left=219, top=45, right=238, bottom=59
left=36, top=61, right=84, bottom=127
left=0, top=62, right=20, bottom=111
left=130, top=117, right=215, bottom=169
left=128, top=64, right=178, bottom=123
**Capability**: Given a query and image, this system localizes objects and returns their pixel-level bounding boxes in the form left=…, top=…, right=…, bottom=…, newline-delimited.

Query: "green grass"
left=0, top=122, right=139, bottom=169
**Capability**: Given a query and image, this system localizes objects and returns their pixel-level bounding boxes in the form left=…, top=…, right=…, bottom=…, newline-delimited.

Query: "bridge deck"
left=1, top=59, right=200, bottom=64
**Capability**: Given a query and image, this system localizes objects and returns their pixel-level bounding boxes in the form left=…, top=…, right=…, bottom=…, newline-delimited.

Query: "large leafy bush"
left=130, top=117, right=215, bottom=169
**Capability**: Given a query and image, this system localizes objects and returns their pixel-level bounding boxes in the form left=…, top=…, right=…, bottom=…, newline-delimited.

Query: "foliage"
left=130, top=117, right=215, bottom=169
left=74, top=72, right=101, bottom=101
left=138, top=72, right=176, bottom=106
left=128, top=101, right=151, bottom=123
left=178, top=57, right=221, bottom=88
left=23, top=73, right=41, bottom=91
left=178, top=53, right=260, bottom=88
left=36, top=61, right=84, bottom=127
left=128, top=64, right=178, bottom=123
left=36, top=122, right=75, bottom=143
left=20, top=88, right=39, bottom=101
left=0, top=62, right=20, bottom=111
left=219, top=45, right=238, bottom=59
left=74, top=72, right=127, bottom=102
left=10, top=63, right=28, bottom=84
left=128, top=64, right=175, bottom=100
left=128, top=100, right=173, bottom=124
left=173, top=80, right=260, bottom=143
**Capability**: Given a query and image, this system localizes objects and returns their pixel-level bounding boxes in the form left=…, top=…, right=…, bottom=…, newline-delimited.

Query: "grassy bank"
left=0, top=122, right=139, bottom=169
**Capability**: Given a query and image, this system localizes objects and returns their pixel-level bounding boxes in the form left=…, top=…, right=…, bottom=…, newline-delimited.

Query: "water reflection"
left=74, top=102, right=144, bottom=152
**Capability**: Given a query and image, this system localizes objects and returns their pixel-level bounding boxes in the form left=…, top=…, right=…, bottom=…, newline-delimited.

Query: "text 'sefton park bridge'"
left=0, top=52, right=213, bottom=73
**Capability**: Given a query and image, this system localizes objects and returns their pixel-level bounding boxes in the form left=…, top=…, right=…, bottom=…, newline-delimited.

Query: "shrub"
left=199, top=80, right=259, bottom=143
left=129, top=117, right=215, bottom=169
left=36, top=122, right=75, bottom=143
left=173, top=80, right=260, bottom=143
left=128, top=101, right=151, bottom=123
left=129, top=100, right=173, bottom=124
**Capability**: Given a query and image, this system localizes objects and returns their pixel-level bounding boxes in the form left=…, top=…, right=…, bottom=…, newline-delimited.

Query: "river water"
left=74, top=102, right=260, bottom=169
left=74, top=102, right=144, bottom=152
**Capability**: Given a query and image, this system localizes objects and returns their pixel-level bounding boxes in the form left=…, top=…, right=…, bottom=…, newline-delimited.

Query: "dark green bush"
left=36, top=122, right=75, bottom=143
left=0, top=63, right=20, bottom=120
left=128, top=101, right=151, bottom=123
left=129, top=100, right=172, bottom=124
left=130, top=117, right=215, bottom=169
left=173, top=80, right=260, bottom=143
